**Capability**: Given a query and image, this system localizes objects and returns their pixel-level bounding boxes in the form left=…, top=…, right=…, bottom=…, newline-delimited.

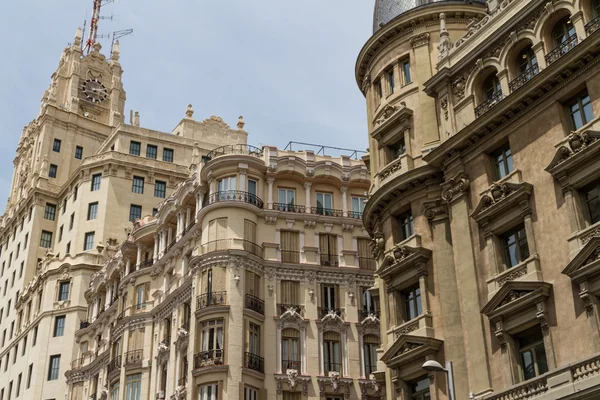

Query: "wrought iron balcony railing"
left=124, top=349, right=143, bottom=366
left=358, top=256, right=377, bottom=270
left=242, top=240, right=264, bottom=258
left=79, top=320, right=90, bottom=330
left=475, top=90, right=504, bottom=118
left=71, top=357, right=85, bottom=370
left=310, top=207, right=343, bottom=217
left=273, top=203, right=306, bottom=213
left=201, top=239, right=232, bottom=254
left=586, top=14, right=600, bottom=35
left=545, top=35, right=578, bottom=65
left=509, top=64, right=540, bottom=92
left=348, top=211, right=363, bottom=219
left=245, top=352, right=265, bottom=373
left=318, top=307, right=344, bottom=319
left=281, top=250, right=300, bottom=264
left=320, top=254, right=339, bottom=267
left=245, top=294, right=265, bottom=315
left=282, top=360, right=301, bottom=372
left=204, top=144, right=263, bottom=161
left=183, top=221, right=196, bottom=235
left=137, top=259, right=154, bottom=270
left=205, top=190, right=264, bottom=209
left=107, top=356, right=122, bottom=374
left=196, top=291, right=227, bottom=310
left=194, top=349, right=224, bottom=369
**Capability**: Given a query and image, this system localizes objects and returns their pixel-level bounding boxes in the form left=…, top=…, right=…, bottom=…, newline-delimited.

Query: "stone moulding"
left=275, top=371, right=311, bottom=396
left=317, top=373, right=353, bottom=399
left=380, top=334, right=443, bottom=369
left=545, top=129, right=600, bottom=187
left=471, top=181, right=533, bottom=226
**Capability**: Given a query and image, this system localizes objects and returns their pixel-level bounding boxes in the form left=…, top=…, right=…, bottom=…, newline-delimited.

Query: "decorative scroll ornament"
left=441, top=172, right=470, bottom=202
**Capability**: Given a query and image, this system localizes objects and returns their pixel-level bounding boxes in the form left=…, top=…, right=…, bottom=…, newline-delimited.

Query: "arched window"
left=517, top=47, right=538, bottom=73
left=552, top=17, right=576, bottom=46
left=483, top=74, right=502, bottom=100
left=363, top=334, right=379, bottom=376
left=281, top=328, right=300, bottom=372
left=323, top=331, right=341, bottom=374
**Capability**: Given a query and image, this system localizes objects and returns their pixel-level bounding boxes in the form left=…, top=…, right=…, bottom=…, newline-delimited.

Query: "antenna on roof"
left=83, top=0, right=132, bottom=55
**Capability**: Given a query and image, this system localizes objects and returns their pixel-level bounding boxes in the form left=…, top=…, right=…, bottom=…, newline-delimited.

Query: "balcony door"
left=323, top=285, right=337, bottom=311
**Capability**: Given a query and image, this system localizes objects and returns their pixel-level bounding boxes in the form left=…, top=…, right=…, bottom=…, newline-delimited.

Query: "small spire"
left=74, top=27, right=83, bottom=47
left=133, top=111, right=140, bottom=127
left=237, top=116, right=245, bottom=130
left=185, top=104, right=194, bottom=119
left=93, top=42, right=102, bottom=53
left=112, top=40, right=120, bottom=61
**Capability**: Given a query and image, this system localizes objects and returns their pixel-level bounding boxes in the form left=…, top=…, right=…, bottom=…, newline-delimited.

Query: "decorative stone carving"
left=410, top=33, right=430, bottom=48
left=361, top=74, right=371, bottom=94
left=441, top=172, right=469, bottom=202
left=370, top=228, right=385, bottom=259
left=423, top=199, right=448, bottom=221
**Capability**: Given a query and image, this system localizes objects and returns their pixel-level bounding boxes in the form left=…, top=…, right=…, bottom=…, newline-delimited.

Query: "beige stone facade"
left=359, top=0, right=600, bottom=399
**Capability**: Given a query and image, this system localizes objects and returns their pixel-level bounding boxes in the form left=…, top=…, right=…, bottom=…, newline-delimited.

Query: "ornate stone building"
left=359, top=0, right=600, bottom=399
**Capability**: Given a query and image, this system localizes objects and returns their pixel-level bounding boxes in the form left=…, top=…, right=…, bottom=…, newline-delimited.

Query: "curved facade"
left=360, top=0, right=600, bottom=399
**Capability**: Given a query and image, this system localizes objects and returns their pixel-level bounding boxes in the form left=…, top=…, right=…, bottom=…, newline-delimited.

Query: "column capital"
left=441, top=171, right=470, bottom=203
left=422, top=198, right=449, bottom=221
left=304, top=181, right=312, bottom=188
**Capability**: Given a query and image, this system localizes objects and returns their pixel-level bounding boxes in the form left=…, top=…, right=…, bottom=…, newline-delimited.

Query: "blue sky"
left=0, top=1, right=373, bottom=211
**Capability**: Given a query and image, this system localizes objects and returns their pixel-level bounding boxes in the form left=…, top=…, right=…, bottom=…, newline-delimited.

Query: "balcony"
left=194, top=349, right=224, bottom=368
left=178, top=376, right=187, bottom=388
left=273, top=203, right=306, bottom=213
left=71, top=357, right=86, bottom=370
left=204, top=190, right=264, bottom=209
left=182, top=221, right=196, bottom=235
left=586, top=15, right=600, bottom=35
left=124, top=349, right=143, bottom=366
left=281, top=250, right=300, bottom=264
left=165, top=239, right=177, bottom=254
left=245, top=352, right=265, bottom=373
left=107, top=355, right=122, bottom=374
left=79, top=320, right=90, bottom=330
left=310, top=207, right=343, bottom=217
left=137, top=259, right=154, bottom=271
left=204, top=144, right=263, bottom=161
left=320, top=254, right=339, bottom=267
left=196, top=291, right=227, bottom=310
left=282, top=360, right=301, bottom=372
left=318, top=307, right=344, bottom=319
left=242, top=240, right=264, bottom=258
left=475, top=90, right=504, bottom=118
left=201, top=239, right=232, bottom=254
left=545, top=35, right=578, bottom=65
left=348, top=211, right=363, bottom=219
left=245, top=294, right=265, bottom=315
left=359, top=309, right=380, bottom=321
left=324, top=362, right=342, bottom=374
left=278, top=304, right=303, bottom=315
left=509, top=64, right=540, bottom=92
left=358, top=256, right=377, bottom=270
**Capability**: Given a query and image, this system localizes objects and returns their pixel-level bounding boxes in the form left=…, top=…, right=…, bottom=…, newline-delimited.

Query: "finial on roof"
left=93, top=42, right=102, bottom=53
left=237, top=116, right=245, bottom=130
left=186, top=104, right=194, bottom=119
left=133, top=111, right=140, bottom=127
left=74, top=27, right=83, bottom=47
left=112, top=40, right=120, bottom=61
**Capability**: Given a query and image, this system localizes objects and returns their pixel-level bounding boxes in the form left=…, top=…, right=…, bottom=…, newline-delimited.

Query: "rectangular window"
left=58, top=282, right=70, bottom=301
left=40, top=231, right=53, bottom=248
left=152, top=208, right=158, bottom=217
left=23, top=234, right=28, bottom=250
left=244, top=387, right=258, bottom=400
left=53, top=315, right=65, bottom=337
left=32, top=327, right=37, bottom=346
left=277, top=188, right=295, bottom=211
left=501, top=224, right=530, bottom=268
left=217, top=176, right=236, bottom=194
left=21, top=337, right=26, bottom=356
left=375, top=80, right=383, bottom=103
left=47, top=355, right=60, bottom=380
left=66, top=242, right=71, bottom=254
left=198, top=384, right=218, bottom=400
left=200, top=319, right=224, bottom=355
left=247, top=179, right=257, bottom=196
left=491, top=144, right=514, bottom=180
left=402, top=284, right=422, bottom=321
left=69, top=213, right=74, bottom=230
left=363, top=334, right=379, bottom=375
left=163, top=148, right=174, bottom=163
left=52, top=139, right=61, bottom=153
left=387, top=69, right=394, bottom=94
left=319, top=233, right=338, bottom=266
left=129, top=141, right=141, bottom=156
left=154, top=181, right=166, bottom=198
left=15, top=374, right=20, bottom=397
left=48, top=164, right=57, bottom=178
left=316, top=192, right=333, bottom=215
left=44, top=203, right=56, bottom=221
left=567, top=91, right=594, bottom=130
left=409, top=377, right=430, bottom=400
left=132, top=176, right=144, bottom=194
left=87, top=202, right=98, bottom=220
left=18, top=263, right=22, bottom=279
left=402, top=59, right=411, bottom=85
left=26, top=364, right=32, bottom=389
left=129, top=205, right=142, bottom=222
left=91, top=174, right=101, bottom=191
left=12, top=345, right=17, bottom=364
left=7, top=382, right=11, bottom=400
left=75, top=146, right=83, bottom=159
left=581, top=180, right=600, bottom=226
left=15, top=244, right=19, bottom=259
left=146, top=145, right=157, bottom=159
left=111, top=383, right=119, bottom=400
left=62, top=198, right=67, bottom=215
left=322, top=284, right=337, bottom=310
left=517, top=326, right=548, bottom=381
left=248, top=322, right=260, bottom=355
left=84, top=232, right=95, bottom=251
left=397, top=210, right=414, bottom=241
left=351, top=197, right=366, bottom=217
left=390, top=137, right=406, bottom=160
left=73, top=185, right=78, bottom=201
left=323, top=331, right=341, bottom=373
left=280, top=230, right=300, bottom=263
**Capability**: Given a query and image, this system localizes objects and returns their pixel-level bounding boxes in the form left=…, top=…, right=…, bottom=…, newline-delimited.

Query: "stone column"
left=153, top=235, right=159, bottom=261
left=136, top=244, right=143, bottom=267
left=572, top=10, right=587, bottom=40
left=304, top=182, right=312, bottom=213
left=239, top=169, right=247, bottom=192
left=185, top=207, right=192, bottom=229
left=423, top=199, right=470, bottom=400
left=276, top=324, right=282, bottom=374
left=125, top=259, right=131, bottom=276
left=532, top=41, right=546, bottom=70
left=168, top=227, right=173, bottom=247
left=341, top=186, right=348, bottom=217
left=267, top=177, right=274, bottom=209
left=497, top=69, right=510, bottom=97
left=441, top=171, right=491, bottom=394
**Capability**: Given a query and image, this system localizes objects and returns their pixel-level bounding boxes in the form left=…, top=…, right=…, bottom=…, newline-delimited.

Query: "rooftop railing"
left=204, top=144, right=263, bottom=161
left=205, top=190, right=264, bottom=209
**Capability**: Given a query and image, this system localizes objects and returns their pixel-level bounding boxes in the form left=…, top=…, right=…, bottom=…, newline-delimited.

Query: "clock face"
left=82, top=78, right=108, bottom=103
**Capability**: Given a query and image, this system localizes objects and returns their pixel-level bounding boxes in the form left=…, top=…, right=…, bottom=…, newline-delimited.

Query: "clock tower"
left=42, top=27, right=126, bottom=126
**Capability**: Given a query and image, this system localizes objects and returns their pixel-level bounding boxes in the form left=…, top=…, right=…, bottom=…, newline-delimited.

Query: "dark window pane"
left=521, top=349, right=536, bottom=380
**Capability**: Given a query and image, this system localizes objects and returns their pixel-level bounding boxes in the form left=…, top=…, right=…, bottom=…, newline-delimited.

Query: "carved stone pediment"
left=481, top=281, right=552, bottom=320
left=471, top=182, right=533, bottom=226
left=546, top=130, right=600, bottom=182
left=563, top=236, right=600, bottom=282
left=371, top=103, right=413, bottom=144
left=377, top=244, right=431, bottom=288
left=380, top=334, right=443, bottom=368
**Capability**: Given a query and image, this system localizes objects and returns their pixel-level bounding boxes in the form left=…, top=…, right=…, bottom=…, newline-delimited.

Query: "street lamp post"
left=422, top=360, right=456, bottom=400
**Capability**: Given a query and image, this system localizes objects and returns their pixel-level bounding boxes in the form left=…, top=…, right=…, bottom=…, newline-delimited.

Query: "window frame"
left=154, top=181, right=167, bottom=198
left=75, top=146, right=83, bottom=160
left=132, top=176, right=145, bottom=194
left=48, top=164, right=57, bottom=178
left=52, top=139, right=61, bottom=153
left=566, top=90, right=594, bottom=131
left=490, top=143, right=514, bottom=181
left=47, top=355, right=61, bottom=381
left=91, top=174, right=102, bottom=191
left=146, top=144, right=157, bottom=159
left=40, top=231, right=53, bottom=249
left=87, top=202, right=99, bottom=220
left=163, top=148, right=174, bottom=163
left=53, top=315, right=66, bottom=337
left=129, top=141, right=141, bottom=156
left=84, top=232, right=95, bottom=251
left=396, top=210, right=414, bottom=241
left=500, top=224, right=530, bottom=269
left=129, top=204, right=142, bottom=222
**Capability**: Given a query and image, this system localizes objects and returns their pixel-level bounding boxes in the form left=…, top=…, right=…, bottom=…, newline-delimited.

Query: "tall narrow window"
left=47, top=355, right=60, bottom=380
left=351, top=197, right=366, bottom=218
left=323, top=331, right=341, bottom=374
left=501, top=224, right=529, bottom=268
left=87, top=202, right=98, bottom=220
left=40, top=231, right=53, bottom=248
left=375, top=80, right=383, bottom=103
left=163, top=148, right=174, bottom=163
left=200, top=320, right=223, bottom=365
left=491, top=144, right=514, bottom=180
left=581, top=180, right=600, bottom=225
left=280, top=230, right=300, bottom=263
left=316, top=192, right=333, bottom=215
left=44, top=203, right=56, bottom=221
left=402, top=285, right=422, bottom=321
left=48, top=164, right=57, bottom=178
left=129, top=205, right=142, bottom=222
left=566, top=91, right=594, bottom=130
left=53, top=315, right=65, bottom=337
left=322, top=284, right=337, bottom=312
left=154, top=181, right=166, bottom=198
left=91, top=174, right=101, bottom=191
left=409, top=377, right=430, bottom=400
left=396, top=210, right=414, bottom=241
left=146, top=145, right=157, bottom=159
left=73, top=185, right=78, bottom=201
left=517, top=326, right=548, bottom=381
left=483, top=73, right=502, bottom=101
left=125, top=374, right=142, bottom=400
left=15, top=374, right=20, bottom=397
left=217, top=177, right=236, bottom=197
left=247, top=179, right=257, bottom=196
left=198, top=384, right=218, bottom=400
left=278, top=189, right=296, bottom=211
left=402, top=59, right=411, bottom=85
left=362, top=287, right=376, bottom=317
left=387, top=69, right=394, bottom=94
left=26, top=364, right=32, bottom=389
left=319, top=233, right=338, bottom=266
left=52, top=139, right=61, bottom=153
left=84, top=232, right=95, bottom=251
left=363, top=334, right=379, bottom=376
left=58, top=282, right=70, bottom=301
left=281, top=328, right=300, bottom=372
left=132, top=176, right=144, bottom=194
left=248, top=323, right=260, bottom=355
left=129, top=141, right=141, bottom=156
left=75, top=146, right=83, bottom=160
